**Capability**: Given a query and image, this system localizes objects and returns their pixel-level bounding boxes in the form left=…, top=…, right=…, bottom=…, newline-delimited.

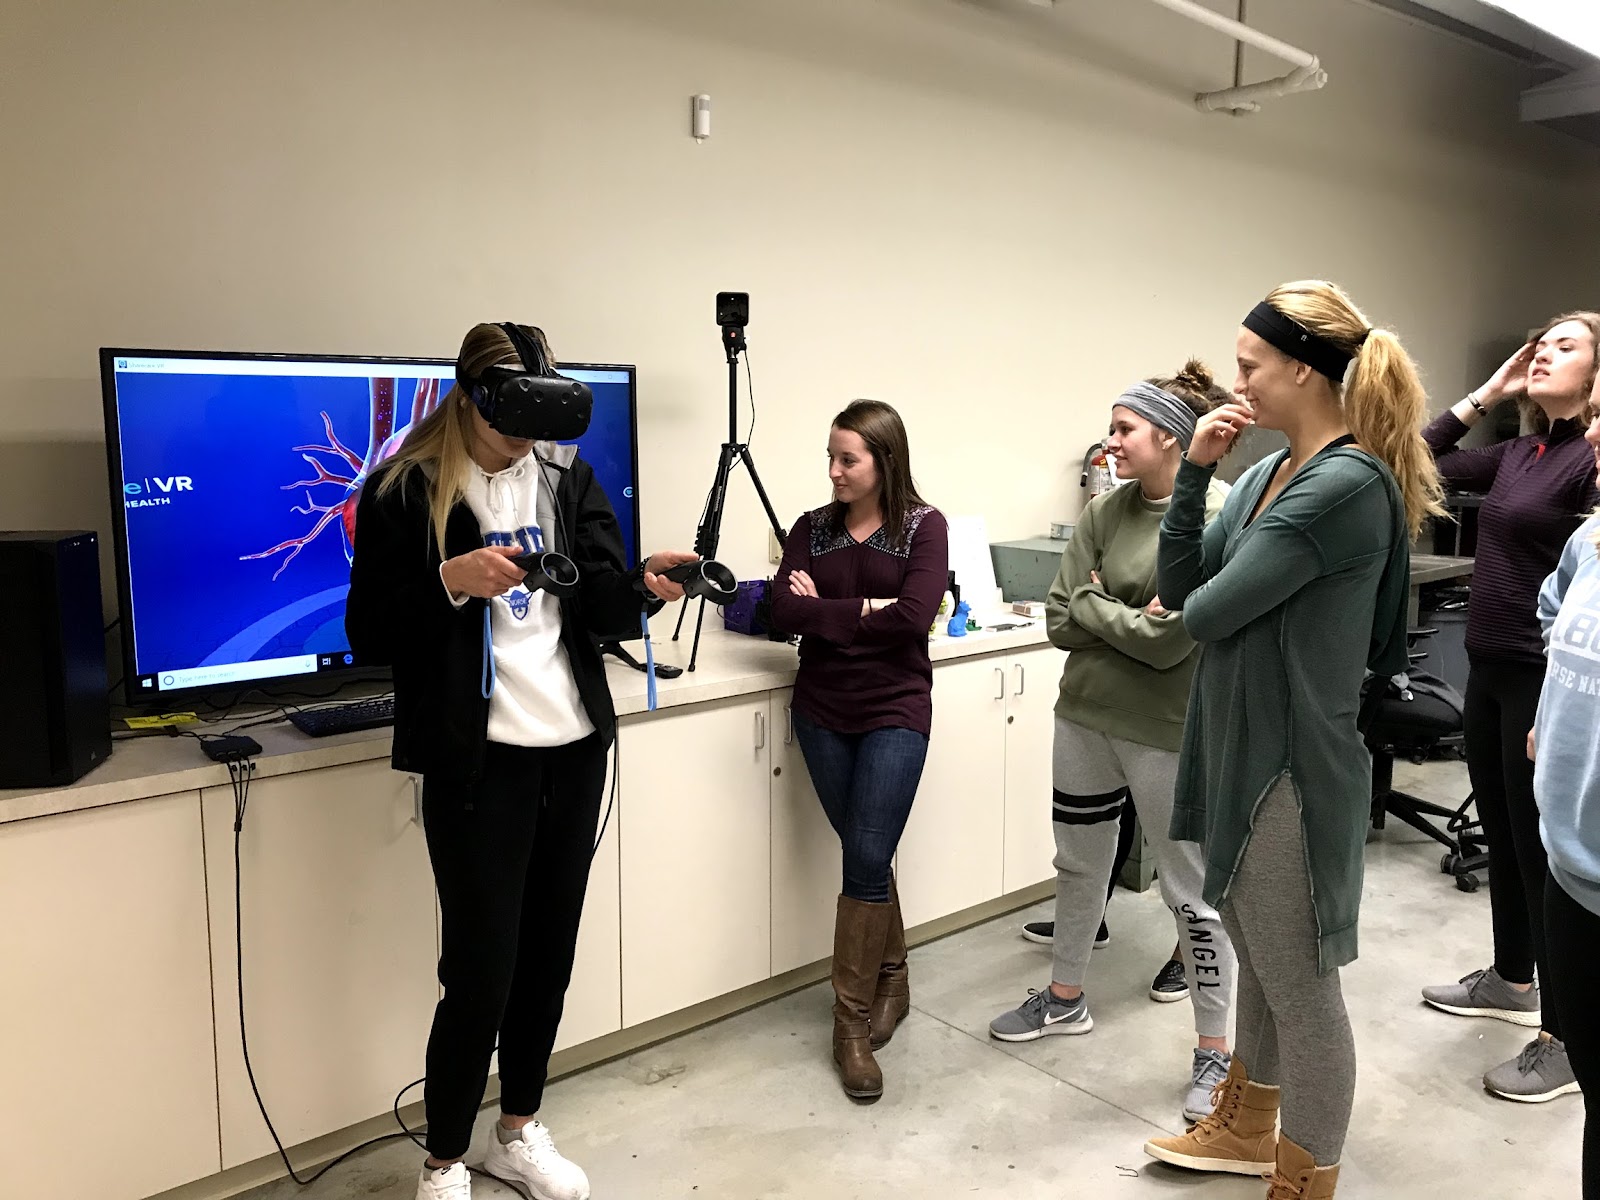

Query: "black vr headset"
left=460, top=322, right=593, bottom=441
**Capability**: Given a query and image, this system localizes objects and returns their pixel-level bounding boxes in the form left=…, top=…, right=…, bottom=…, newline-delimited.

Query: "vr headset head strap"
left=498, top=322, right=552, bottom=377
left=456, top=322, right=553, bottom=395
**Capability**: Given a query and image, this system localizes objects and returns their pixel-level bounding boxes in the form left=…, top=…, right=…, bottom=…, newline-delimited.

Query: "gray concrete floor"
left=244, top=760, right=1581, bottom=1198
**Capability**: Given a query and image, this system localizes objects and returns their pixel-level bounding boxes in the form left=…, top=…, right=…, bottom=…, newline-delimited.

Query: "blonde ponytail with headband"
left=1258, top=281, right=1445, bottom=539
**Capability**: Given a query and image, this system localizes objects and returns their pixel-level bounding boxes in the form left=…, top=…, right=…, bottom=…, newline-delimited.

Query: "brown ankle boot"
left=869, top=875, right=910, bottom=1049
left=1268, top=1133, right=1340, bottom=1198
left=831, top=894, right=894, bottom=1100
left=1144, top=1059, right=1278, bottom=1176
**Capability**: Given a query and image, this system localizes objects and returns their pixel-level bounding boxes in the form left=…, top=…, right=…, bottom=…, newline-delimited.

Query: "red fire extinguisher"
left=1080, top=440, right=1115, bottom=500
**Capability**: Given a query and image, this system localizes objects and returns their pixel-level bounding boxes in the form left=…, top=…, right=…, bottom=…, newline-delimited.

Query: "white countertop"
left=0, top=616, right=1051, bottom=827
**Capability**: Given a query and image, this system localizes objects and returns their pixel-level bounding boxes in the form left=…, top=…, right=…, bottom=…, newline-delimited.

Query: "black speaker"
left=0, top=532, right=113, bottom=788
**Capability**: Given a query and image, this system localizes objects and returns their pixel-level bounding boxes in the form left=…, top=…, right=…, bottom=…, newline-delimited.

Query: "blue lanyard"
left=480, top=604, right=496, bottom=699
left=643, top=610, right=658, bottom=711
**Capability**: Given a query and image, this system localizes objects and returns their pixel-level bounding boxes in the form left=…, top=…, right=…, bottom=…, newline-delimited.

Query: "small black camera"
left=716, top=291, right=749, bottom=329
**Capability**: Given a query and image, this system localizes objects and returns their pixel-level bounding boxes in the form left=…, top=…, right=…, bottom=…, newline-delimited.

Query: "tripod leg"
left=676, top=440, right=739, bottom=644
left=695, top=443, right=738, bottom=562
left=737, top=446, right=787, bottom=542
left=689, top=597, right=709, bottom=672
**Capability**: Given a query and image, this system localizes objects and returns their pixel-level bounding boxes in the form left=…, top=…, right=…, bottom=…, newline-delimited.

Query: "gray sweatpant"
left=1049, top=717, right=1235, bottom=1040
left=1220, top=777, right=1357, bottom=1166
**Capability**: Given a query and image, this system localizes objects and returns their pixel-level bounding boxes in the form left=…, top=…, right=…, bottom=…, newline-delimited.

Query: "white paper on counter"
left=945, top=514, right=1002, bottom=610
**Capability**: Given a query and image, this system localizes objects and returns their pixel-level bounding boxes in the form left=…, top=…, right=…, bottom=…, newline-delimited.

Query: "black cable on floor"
left=229, top=753, right=423, bottom=1186
left=230, top=742, right=599, bottom=1193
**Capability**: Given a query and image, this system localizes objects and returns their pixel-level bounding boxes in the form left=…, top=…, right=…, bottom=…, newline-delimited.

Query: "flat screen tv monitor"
left=100, top=348, right=640, bottom=703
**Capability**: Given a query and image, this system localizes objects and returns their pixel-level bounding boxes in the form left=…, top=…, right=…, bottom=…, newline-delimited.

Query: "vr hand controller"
left=510, top=550, right=580, bottom=598
left=661, top=558, right=738, bottom=603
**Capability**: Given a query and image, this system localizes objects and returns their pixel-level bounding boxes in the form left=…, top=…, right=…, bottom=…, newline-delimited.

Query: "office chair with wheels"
left=1359, top=628, right=1488, bottom=892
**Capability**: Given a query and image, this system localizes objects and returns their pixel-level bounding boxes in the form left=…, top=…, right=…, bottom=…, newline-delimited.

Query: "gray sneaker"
left=989, top=987, right=1093, bottom=1042
left=1421, top=967, right=1541, bottom=1027
left=1485, top=1037, right=1580, bottom=1103
left=1183, top=1048, right=1232, bottom=1123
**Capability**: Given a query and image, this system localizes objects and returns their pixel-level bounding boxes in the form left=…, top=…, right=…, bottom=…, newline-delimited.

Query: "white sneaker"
left=417, top=1162, right=472, bottom=1200
left=483, top=1121, right=591, bottom=1200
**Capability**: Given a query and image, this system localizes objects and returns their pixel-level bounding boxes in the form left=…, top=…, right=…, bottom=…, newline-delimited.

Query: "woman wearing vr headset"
left=770, top=399, right=948, bottom=1102
left=1145, top=282, right=1443, bottom=1198
left=988, top=361, right=1241, bottom=1130
left=1419, top=312, right=1600, bottom=1106
left=346, top=322, right=695, bottom=1200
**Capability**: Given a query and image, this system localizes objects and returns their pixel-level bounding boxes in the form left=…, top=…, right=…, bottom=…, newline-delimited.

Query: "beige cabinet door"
left=897, top=655, right=1007, bottom=928
left=202, top=760, right=438, bottom=1169
left=768, top=690, right=841, bottom=975
left=618, top=696, right=773, bottom=1026
left=1003, top=646, right=1065, bottom=894
left=0, top=794, right=220, bottom=1200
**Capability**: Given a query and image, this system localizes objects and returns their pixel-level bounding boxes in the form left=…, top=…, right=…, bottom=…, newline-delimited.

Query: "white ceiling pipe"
left=1141, top=0, right=1330, bottom=113
left=1197, top=60, right=1328, bottom=112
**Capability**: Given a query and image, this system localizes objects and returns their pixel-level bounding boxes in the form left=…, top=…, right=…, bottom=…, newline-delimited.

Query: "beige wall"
left=2, top=0, right=1597, bottom=601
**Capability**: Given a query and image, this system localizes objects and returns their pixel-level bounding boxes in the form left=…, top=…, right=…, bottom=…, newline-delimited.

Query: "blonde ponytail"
left=1343, top=328, right=1446, bottom=540
left=1265, top=281, right=1445, bottom=540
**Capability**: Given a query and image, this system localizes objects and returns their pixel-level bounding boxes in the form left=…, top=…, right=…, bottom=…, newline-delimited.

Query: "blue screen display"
left=104, top=354, right=638, bottom=696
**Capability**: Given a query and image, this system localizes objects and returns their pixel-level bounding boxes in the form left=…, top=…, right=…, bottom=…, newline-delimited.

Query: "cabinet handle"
left=1014, top=663, right=1025, bottom=696
left=410, top=775, right=423, bottom=826
left=994, top=667, right=1005, bottom=700
left=784, top=704, right=794, bottom=745
left=755, top=710, right=767, bottom=751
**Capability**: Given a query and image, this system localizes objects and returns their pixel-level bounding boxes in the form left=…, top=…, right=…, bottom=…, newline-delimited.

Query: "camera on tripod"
left=665, top=290, right=788, bottom=671
left=716, top=292, right=749, bottom=328
left=717, top=291, right=749, bottom=355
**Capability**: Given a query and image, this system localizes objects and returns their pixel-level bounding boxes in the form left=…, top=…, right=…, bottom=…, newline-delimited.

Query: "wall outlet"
left=767, top=527, right=783, bottom=565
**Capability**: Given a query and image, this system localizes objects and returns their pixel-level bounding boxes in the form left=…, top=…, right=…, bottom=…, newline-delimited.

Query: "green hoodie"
left=1047, top=478, right=1228, bottom=752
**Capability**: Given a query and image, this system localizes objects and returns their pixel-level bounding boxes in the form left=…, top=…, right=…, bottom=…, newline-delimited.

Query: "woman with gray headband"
left=988, top=360, right=1238, bottom=1129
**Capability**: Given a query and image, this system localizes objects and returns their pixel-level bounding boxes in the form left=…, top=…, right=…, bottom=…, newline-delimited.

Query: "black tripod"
left=672, top=320, right=786, bottom=672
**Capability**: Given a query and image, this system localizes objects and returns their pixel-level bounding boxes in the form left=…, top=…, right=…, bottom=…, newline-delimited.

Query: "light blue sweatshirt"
left=1535, top=515, right=1600, bottom=917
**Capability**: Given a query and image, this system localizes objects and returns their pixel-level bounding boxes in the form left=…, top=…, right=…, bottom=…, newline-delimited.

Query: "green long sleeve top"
left=1047, top=479, right=1227, bottom=752
left=1159, top=449, right=1410, bottom=972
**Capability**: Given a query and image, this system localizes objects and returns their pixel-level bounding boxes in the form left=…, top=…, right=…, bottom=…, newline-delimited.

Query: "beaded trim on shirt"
left=808, top=504, right=934, bottom=560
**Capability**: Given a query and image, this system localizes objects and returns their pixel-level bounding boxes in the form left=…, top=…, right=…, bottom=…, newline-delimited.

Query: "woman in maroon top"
left=771, top=399, right=949, bottom=1102
left=1420, top=311, right=1600, bottom=1104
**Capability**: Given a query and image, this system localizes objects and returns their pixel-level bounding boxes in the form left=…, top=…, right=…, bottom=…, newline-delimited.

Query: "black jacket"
left=346, top=452, right=655, bottom=782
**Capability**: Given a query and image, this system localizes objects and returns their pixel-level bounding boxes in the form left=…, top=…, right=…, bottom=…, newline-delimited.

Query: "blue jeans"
left=793, top=713, right=929, bottom=903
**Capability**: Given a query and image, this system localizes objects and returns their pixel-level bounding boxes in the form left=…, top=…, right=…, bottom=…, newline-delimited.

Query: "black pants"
left=1546, top=872, right=1599, bottom=1198
left=1463, top=657, right=1558, bottom=1038
left=420, top=736, right=607, bottom=1161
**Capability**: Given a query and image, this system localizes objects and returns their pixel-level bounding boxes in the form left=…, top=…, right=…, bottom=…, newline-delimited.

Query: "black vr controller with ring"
left=659, top=558, right=738, bottom=603
left=509, top=552, right=737, bottom=607
left=509, top=549, right=580, bottom=598
left=599, top=559, right=736, bottom=682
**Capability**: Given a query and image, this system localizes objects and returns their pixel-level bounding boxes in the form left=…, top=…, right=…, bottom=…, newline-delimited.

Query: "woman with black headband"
left=1146, top=282, right=1444, bottom=1199
left=1419, top=312, right=1600, bottom=1106
left=988, top=361, right=1240, bottom=1129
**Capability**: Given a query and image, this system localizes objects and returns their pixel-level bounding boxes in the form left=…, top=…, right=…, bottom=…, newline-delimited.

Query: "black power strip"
left=204, top=734, right=262, bottom=763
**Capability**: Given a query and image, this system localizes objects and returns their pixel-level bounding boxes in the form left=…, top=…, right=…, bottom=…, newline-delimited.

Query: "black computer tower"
left=0, top=531, right=113, bottom=788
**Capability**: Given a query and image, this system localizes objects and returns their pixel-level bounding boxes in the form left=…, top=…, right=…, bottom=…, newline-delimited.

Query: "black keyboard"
left=287, top=696, right=395, bottom=737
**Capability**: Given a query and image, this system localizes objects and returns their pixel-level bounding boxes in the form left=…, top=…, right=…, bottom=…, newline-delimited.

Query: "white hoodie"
left=445, top=451, right=595, bottom=748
